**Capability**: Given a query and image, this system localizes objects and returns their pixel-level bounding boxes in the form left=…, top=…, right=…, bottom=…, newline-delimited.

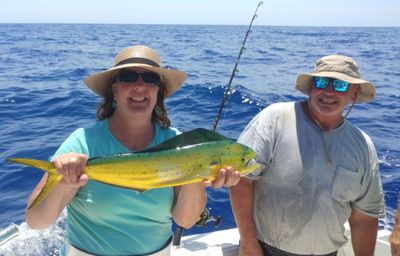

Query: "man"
left=390, top=197, right=400, bottom=256
left=230, top=55, right=385, bottom=256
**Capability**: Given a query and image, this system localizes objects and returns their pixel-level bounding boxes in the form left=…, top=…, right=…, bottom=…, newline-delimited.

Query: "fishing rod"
left=173, top=1, right=263, bottom=246
left=211, top=1, right=263, bottom=132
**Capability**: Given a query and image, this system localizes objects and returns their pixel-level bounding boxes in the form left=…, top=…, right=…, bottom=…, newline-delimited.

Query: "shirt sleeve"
left=237, top=105, right=279, bottom=180
left=51, top=128, right=89, bottom=160
left=351, top=132, right=386, bottom=218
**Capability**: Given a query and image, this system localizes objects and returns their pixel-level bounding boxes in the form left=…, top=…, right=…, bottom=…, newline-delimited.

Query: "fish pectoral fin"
left=28, top=173, right=63, bottom=209
left=206, top=162, right=221, bottom=181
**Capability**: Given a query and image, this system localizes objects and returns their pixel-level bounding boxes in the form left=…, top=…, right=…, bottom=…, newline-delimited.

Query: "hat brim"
left=296, top=71, right=375, bottom=103
left=84, top=63, right=187, bottom=97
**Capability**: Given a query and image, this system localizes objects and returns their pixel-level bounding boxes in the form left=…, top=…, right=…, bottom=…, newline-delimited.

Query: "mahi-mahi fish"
left=8, top=128, right=259, bottom=209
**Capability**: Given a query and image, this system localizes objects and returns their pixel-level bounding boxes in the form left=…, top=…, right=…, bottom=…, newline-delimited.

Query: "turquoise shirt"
left=56, top=120, right=179, bottom=255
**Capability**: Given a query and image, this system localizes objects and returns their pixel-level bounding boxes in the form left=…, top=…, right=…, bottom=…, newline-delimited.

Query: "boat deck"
left=172, top=227, right=392, bottom=256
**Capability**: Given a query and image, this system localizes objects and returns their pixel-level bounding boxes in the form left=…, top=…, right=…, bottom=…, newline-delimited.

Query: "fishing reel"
left=195, top=208, right=221, bottom=228
left=173, top=208, right=222, bottom=246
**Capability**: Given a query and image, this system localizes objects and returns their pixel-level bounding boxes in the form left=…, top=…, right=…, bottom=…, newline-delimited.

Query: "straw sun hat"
left=84, top=45, right=187, bottom=97
left=296, top=55, right=375, bottom=103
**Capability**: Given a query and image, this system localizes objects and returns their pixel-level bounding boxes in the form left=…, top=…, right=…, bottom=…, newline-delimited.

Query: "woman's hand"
left=53, top=153, right=89, bottom=187
left=204, top=166, right=241, bottom=189
left=26, top=152, right=88, bottom=229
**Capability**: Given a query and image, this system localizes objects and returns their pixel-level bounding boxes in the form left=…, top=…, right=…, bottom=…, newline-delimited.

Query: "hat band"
left=115, top=57, right=160, bottom=68
left=315, top=65, right=360, bottom=78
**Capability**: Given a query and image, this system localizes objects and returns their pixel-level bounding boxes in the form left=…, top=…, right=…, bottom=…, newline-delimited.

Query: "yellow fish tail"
left=8, top=158, right=61, bottom=209
left=8, top=158, right=56, bottom=174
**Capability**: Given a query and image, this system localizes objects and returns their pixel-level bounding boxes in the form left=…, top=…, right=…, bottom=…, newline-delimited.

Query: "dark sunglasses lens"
left=118, top=71, right=139, bottom=83
left=142, top=72, right=161, bottom=85
left=333, top=80, right=349, bottom=92
left=314, top=77, right=329, bottom=89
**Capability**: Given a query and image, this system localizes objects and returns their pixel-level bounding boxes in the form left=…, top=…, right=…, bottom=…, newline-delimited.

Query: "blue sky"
left=1, top=0, right=399, bottom=27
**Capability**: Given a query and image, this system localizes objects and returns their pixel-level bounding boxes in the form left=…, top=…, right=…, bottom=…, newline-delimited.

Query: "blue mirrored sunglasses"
left=116, top=70, right=161, bottom=86
left=313, top=76, right=350, bottom=92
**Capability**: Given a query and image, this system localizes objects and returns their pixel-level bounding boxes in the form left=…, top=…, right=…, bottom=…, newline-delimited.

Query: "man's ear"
left=351, top=84, right=361, bottom=101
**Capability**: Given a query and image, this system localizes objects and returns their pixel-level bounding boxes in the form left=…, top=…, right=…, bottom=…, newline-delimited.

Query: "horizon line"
left=0, top=22, right=399, bottom=28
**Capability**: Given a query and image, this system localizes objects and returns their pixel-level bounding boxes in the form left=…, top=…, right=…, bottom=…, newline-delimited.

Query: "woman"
left=25, top=45, right=240, bottom=256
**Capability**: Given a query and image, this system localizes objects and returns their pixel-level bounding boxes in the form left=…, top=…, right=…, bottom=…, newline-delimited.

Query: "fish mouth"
left=245, top=158, right=258, bottom=168
left=245, top=159, right=252, bottom=167
left=241, top=158, right=260, bottom=176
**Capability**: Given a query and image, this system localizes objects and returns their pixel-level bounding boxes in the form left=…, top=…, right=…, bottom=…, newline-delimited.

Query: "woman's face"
left=112, top=68, right=161, bottom=120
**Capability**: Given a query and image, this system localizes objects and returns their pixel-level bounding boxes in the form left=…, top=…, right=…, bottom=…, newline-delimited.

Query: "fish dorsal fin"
left=88, top=128, right=231, bottom=162
left=139, top=128, right=231, bottom=153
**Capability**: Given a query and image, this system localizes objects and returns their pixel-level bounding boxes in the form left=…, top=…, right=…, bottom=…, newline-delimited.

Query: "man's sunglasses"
left=313, top=76, right=350, bottom=92
left=116, top=70, right=161, bottom=86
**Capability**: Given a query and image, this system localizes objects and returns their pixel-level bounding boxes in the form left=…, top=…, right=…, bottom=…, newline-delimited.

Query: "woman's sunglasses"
left=313, top=76, right=350, bottom=92
left=116, top=70, right=161, bottom=86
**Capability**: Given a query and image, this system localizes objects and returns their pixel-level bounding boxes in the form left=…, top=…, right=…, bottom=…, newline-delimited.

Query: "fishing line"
left=211, top=1, right=263, bottom=132
left=173, top=1, right=263, bottom=247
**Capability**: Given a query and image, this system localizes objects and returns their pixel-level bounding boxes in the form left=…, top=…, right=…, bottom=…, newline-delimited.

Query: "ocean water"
left=0, top=24, right=399, bottom=255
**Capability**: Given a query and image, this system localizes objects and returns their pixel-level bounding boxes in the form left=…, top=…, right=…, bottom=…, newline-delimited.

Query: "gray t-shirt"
left=238, top=101, right=385, bottom=255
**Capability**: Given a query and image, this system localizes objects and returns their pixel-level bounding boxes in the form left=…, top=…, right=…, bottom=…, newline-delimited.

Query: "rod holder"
left=0, top=223, right=19, bottom=246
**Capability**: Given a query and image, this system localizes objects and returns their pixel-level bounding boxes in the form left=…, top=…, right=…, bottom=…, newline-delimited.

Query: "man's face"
left=309, top=79, right=359, bottom=120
